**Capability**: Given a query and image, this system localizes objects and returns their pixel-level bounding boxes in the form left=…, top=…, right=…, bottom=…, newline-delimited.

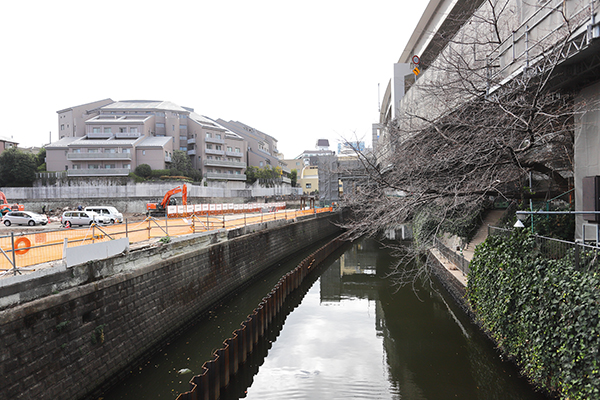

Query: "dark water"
left=102, top=238, right=549, bottom=400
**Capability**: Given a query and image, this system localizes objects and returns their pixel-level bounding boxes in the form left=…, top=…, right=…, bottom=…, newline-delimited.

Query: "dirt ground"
left=0, top=212, right=147, bottom=234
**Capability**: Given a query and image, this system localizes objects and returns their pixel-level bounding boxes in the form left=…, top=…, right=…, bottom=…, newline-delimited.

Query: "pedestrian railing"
left=0, top=207, right=333, bottom=277
left=488, top=225, right=600, bottom=271
left=432, top=237, right=470, bottom=276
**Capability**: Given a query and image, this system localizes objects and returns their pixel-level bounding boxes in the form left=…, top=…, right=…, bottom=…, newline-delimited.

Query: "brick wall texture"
left=0, top=213, right=342, bottom=400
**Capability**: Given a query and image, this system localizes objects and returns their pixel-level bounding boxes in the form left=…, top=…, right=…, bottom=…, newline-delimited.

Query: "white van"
left=61, top=211, right=109, bottom=227
left=84, top=206, right=123, bottom=224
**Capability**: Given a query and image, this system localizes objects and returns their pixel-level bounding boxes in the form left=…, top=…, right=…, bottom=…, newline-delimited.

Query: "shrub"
left=134, top=164, right=152, bottom=178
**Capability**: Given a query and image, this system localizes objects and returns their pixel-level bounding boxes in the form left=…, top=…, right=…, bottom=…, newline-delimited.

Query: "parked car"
left=84, top=206, right=123, bottom=224
left=2, top=211, right=48, bottom=226
left=61, top=211, right=109, bottom=227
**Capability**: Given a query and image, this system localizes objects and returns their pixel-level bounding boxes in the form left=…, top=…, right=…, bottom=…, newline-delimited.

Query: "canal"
left=101, top=237, right=549, bottom=400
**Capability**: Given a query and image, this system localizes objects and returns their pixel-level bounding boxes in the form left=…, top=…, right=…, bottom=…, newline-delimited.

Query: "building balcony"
left=165, top=155, right=172, bottom=163
left=205, top=148, right=225, bottom=156
left=67, top=152, right=132, bottom=161
left=187, top=137, right=196, bottom=145
left=204, top=159, right=246, bottom=168
left=205, top=137, right=225, bottom=144
left=88, top=132, right=114, bottom=139
left=282, top=176, right=291, bottom=184
left=115, top=132, right=142, bottom=138
left=67, top=168, right=131, bottom=177
left=187, top=149, right=196, bottom=156
left=225, top=150, right=243, bottom=158
left=205, top=172, right=247, bottom=181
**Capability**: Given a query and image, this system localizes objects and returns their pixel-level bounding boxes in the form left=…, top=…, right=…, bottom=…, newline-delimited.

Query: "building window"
left=73, top=149, right=80, bottom=153
left=88, top=149, right=99, bottom=153
left=215, top=145, right=222, bottom=151
left=61, top=124, right=65, bottom=130
left=105, top=164, right=115, bottom=169
left=259, top=161, right=264, bottom=167
left=180, top=147, right=187, bottom=151
left=143, top=150, right=146, bottom=155
left=124, top=163, right=131, bottom=169
left=130, top=127, right=138, bottom=133
left=179, top=124, right=186, bottom=129
left=104, top=127, right=112, bottom=133
left=235, top=171, right=240, bottom=174
left=206, top=132, right=211, bottom=138
left=92, top=127, right=101, bottom=133
left=172, top=125, right=175, bottom=131
left=216, top=134, right=221, bottom=139
left=106, top=148, right=116, bottom=153
left=123, top=148, right=131, bottom=153
left=72, top=164, right=79, bottom=170
left=206, top=144, right=213, bottom=150
left=88, top=164, right=100, bottom=169
left=235, top=147, right=241, bottom=153
left=156, top=123, right=165, bottom=128
left=227, top=146, right=232, bottom=152
left=305, top=183, right=312, bottom=189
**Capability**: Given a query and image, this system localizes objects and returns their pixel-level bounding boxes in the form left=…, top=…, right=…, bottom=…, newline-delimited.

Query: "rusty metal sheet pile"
left=176, top=235, right=344, bottom=400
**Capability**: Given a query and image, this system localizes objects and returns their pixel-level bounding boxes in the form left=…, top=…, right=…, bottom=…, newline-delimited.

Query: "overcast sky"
left=3, top=0, right=427, bottom=159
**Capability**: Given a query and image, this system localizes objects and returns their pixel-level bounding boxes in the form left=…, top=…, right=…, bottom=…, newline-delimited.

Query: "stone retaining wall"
left=0, top=212, right=342, bottom=400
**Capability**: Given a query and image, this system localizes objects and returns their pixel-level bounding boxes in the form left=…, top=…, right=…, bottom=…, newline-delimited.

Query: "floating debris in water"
left=177, top=368, right=192, bottom=375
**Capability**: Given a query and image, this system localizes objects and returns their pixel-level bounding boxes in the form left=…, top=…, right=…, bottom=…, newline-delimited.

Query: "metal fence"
left=432, top=237, right=470, bottom=276
left=488, top=225, right=600, bottom=271
left=0, top=207, right=333, bottom=277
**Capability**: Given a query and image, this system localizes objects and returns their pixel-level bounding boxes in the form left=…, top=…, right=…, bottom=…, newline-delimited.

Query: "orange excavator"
left=0, top=191, right=24, bottom=215
left=146, top=184, right=188, bottom=216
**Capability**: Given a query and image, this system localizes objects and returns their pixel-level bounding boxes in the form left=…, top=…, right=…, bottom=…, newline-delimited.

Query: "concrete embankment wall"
left=2, top=182, right=301, bottom=214
left=0, top=212, right=342, bottom=400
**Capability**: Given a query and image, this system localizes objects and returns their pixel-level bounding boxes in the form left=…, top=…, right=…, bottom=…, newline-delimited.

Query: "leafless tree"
left=340, top=0, right=597, bottom=286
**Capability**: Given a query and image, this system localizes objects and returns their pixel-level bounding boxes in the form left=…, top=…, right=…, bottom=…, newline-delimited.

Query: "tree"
left=135, top=163, right=152, bottom=178
left=290, top=169, right=297, bottom=187
left=36, top=148, right=46, bottom=172
left=245, top=166, right=259, bottom=185
left=0, top=148, right=37, bottom=187
left=245, top=165, right=283, bottom=187
left=342, top=0, right=594, bottom=285
left=169, top=150, right=193, bottom=176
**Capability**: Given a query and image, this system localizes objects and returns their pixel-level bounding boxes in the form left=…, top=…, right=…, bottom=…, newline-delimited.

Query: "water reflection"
left=236, top=238, right=548, bottom=400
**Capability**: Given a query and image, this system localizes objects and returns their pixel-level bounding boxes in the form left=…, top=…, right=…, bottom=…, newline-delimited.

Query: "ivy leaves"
left=467, top=230, right=600, bottom=399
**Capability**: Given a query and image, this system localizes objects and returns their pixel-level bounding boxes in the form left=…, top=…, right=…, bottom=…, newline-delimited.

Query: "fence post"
left=10, top=232, right=17, bottom=276
left=125, top=219, right=128, bottom=238
left=62, top=237, right=68, bottom=267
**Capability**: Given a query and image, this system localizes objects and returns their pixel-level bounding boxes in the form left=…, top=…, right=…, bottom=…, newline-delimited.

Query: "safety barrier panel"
left=0, top=207, right=333, bottom=276
left=175, top=234, right=345, bottom=400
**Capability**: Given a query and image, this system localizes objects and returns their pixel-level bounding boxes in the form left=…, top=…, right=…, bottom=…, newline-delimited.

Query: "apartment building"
left=46, top=100, right=247, bottom=183
left=215, top=119, right=291, bottom=185
left=187, top=114, right=247, bottom=182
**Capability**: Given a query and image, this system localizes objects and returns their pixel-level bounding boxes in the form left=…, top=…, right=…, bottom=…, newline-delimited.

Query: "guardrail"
left=432, top=237, right=470, bottom=276
left=488, top=225, right=600, bottom=271
left=0, top=207, right=334, bottom=277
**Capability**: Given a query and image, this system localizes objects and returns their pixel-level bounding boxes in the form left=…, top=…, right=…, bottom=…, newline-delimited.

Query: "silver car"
left=2, top=211, right=48, bottom=226
left=61, top=211, right=109, bottom=227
